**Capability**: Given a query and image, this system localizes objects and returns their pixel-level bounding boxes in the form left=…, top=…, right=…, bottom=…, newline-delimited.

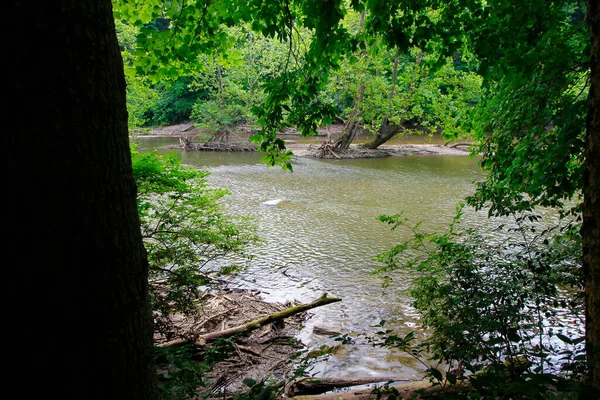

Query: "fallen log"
left=312, top=326, right=341, bottom=336
left=159, top=294, right=341, bottom=348
left=196, top=294, right=341, bottom=345
left=285, top=377, right=421, bottom=397
left=444, top=141, right=472, bottom=148
left=289, top=378, right=469, bottom=400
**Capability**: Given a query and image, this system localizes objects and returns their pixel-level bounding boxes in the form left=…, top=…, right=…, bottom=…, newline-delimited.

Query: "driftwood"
left=312, top=326, right=341, bottom=336
left=285, top=377, right=422, bottom=397
left=196, top=294, right=341, bottom=345
left=180, top=136, right=196, bottom=151
left=317, top=140, right=340, bottom=158
left=288, top=379, right=442, bottom=400
left=198, top=144, right=256, bottom=152
left=287, top=358, right=534, bottom=400
left=159, top=294, right=341, bottom=348
left=444, top=141, right=472, bottom=148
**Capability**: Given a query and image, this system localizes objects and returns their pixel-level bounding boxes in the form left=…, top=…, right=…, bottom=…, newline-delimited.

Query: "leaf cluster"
left=373, top=206, right=585, bottom=397
left=131, top=145, right=259, bottom=337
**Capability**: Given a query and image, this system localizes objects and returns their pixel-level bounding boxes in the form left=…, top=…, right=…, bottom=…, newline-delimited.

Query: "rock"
left=261, top=199, right=287, bottom=206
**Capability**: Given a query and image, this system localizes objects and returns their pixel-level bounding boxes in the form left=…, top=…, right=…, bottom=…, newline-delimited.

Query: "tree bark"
left=285, top=377, right=419, bottom=397
left=196, top=295, right=341, bottom=344
left=361, top=50, right=402, bottom=150
left=361, top=123, right=404, bottom=149
left=7, top=1, right=158, bottom=398
left=334, top=118, right=363, bottom=152
left=585, top=0, right=600, bottom=392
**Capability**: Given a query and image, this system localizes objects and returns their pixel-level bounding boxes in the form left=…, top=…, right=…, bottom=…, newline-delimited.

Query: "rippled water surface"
left=138, top=137, right=489, bottom=378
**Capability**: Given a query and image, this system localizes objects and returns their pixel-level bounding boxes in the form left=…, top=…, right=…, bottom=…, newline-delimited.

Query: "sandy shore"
left=136, top=123, right=473, bottom=158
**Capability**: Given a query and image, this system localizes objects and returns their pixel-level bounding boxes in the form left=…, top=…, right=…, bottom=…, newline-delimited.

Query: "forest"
left=7, top=0, right=599, bottom=399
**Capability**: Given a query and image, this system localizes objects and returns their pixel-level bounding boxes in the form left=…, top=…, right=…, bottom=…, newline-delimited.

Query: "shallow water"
left=135, top=137, right=566, bottom=379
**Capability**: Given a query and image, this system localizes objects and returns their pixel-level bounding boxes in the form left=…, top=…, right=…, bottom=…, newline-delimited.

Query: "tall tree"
left=7, top=1, right=158, bottom=398
left=584, top=0, right=600, bottom=388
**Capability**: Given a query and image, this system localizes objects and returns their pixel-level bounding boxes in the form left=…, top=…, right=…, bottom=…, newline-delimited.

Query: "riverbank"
left=156, top=288, right=307, bottom=395
left=134, top=123, right=472, bottom=158
left=159, top=289, right=430, bottom=399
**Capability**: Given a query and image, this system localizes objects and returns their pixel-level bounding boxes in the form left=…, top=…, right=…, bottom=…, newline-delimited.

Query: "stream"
left=136, top=136, right=565, bottom=379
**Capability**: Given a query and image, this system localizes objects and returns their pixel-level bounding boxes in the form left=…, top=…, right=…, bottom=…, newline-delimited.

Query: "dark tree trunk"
left=585, top=0, right=600, bottom=392
left=334, top=82, right=366, bottom=152
left=7, top=1, right=159, bottom=398
left=361, top=123, right=404, bottom=149
left=362, top=50, right=402, bottom=150
left=334, top=119, right=362, bottom=152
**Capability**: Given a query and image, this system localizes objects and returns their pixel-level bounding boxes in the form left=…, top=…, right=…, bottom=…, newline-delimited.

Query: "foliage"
left=465, top=1, right=589, bottom=217
left=155, top=339, right=236, bottom=399
left=189, top=25, right=291, bottom=136
left=368, top=1, right=593, bottom=395
left=148, top=77, right=203, bottom=126
left=372, top=206, right=586, bottom=397
left=324, top=44, right=482, bottom=142
left=116, top=19, right=159, bottom=130
left=131, top=145, right=258, bottom=336
left=116, top=20, right=201, bottom=129
left=112, top=0, right=353, bottom=169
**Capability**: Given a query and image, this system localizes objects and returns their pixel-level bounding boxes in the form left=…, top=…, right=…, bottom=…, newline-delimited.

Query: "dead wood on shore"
left=284, top=377, right=422, bottom=397
left=159, top=293, right=341, bottom=348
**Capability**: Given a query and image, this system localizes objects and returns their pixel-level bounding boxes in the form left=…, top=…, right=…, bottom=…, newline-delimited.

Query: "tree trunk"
left=334, top=81, right=366, bottom=152
left=361, top=123, right=404, bottom=149
left=585, top=0, right=600, bottom=393
left=362, top=49, right=402, bottom=150
left=334, top=118, right=363, bottom=152
left=7, top=1, right=158, bottom=398
left=333, top=11, right=366, bottom=153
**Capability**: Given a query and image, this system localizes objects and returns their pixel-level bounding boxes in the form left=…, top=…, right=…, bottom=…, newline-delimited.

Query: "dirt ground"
left=139, top=122, right=471, bottom=158
left=155, top=288, right=326, bottom=397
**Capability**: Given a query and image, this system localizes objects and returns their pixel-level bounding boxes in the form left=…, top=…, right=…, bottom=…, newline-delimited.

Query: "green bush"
left=373, top=205, right=585, bottom=398
left=131, top=145, right=259, bottom=337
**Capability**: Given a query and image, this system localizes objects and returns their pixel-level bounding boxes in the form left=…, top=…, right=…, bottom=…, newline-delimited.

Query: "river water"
left=138, top=137, right=489, bottom=379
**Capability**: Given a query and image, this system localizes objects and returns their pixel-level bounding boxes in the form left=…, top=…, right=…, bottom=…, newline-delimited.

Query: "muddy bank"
left=134, top=123, right=472, bottom=158
left=288, top=143, right=470, bottom=158
left=155, top=289, right=343, bottom=396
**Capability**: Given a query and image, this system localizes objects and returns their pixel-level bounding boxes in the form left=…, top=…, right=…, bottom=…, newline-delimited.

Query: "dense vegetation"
left=119, top=13, right=482, bottom=149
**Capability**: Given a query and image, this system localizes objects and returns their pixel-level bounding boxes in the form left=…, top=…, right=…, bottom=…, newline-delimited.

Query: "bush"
left=372, top=204, right=586, bottom=397
left=131, top=145, right=259, bottom=337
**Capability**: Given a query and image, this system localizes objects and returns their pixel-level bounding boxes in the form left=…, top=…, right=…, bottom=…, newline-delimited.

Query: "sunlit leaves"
left=131, top=146, right=258, bottom=334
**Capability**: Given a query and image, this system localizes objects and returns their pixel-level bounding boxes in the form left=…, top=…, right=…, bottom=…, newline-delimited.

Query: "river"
left=138, top=136, right=488, bottom=379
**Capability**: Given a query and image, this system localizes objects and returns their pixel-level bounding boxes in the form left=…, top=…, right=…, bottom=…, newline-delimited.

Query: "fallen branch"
left=285, top=377, right=421, bottom=397
left=196, top=294, right=341, bottom=345
left=444, top=141, right=472, bottom=148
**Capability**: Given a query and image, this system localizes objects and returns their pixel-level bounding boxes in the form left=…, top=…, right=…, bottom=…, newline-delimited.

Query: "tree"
left=8, top=1, right=158, bottom=398
left=365, top=0, right=599, bottom=390
left=583, top=0, right=599, bottom=388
